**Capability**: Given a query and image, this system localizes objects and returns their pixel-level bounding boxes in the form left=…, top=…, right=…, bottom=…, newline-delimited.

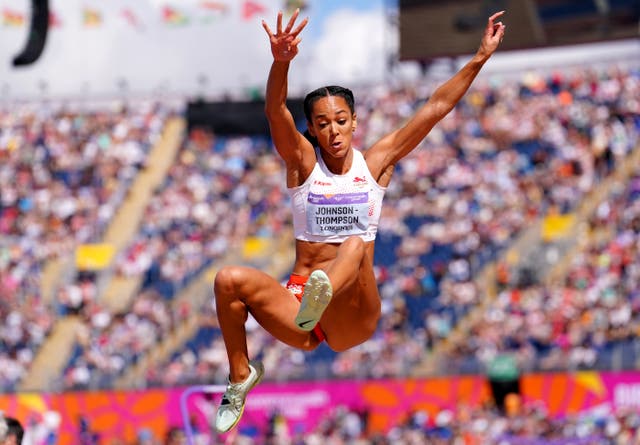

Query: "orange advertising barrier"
left=0, top=371, right=638, bottom=442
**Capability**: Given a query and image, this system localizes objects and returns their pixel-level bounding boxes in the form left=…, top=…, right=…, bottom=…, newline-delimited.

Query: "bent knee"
left=327, top=341, right=350, bottom=353
left=326, top=321, right=378, bottom=353
left=361, top=318, right=378, bottom=341
left=214, top=266, right=246, bottom=299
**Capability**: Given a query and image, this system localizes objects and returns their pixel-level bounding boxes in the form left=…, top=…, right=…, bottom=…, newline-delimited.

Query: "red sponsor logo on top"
left=313, top=180, right=332, bottom=186
left=353, top=176, right=367, bottom=183
left=287, top=283, right=303, bottom=296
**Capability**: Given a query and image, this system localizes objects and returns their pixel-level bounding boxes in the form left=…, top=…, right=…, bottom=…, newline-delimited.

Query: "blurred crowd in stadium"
left=0, top=54, right=639, bottom=443
left=0, top=103, right=172, bottom=390
left=216, top=401, right=640, bottom=445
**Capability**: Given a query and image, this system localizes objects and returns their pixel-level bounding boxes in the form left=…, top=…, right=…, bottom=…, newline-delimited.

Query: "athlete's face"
left=307, top=95, right=357, bottom=158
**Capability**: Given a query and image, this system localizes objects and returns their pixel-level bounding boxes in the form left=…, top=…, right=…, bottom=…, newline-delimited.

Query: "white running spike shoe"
left=294, top=270, right=333, bottom=331
left=215, top=360, right=264, bottom=433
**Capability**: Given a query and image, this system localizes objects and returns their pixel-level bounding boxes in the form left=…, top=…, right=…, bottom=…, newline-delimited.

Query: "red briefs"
left=285, top=273, right=326, bottom=342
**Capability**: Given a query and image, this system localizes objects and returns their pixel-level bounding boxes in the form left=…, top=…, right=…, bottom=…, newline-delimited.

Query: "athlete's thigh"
left=226, top=266, right=317, bottom=349
left=321, top=260, right=382, bottom=350
left=335, top=247, right=380, bottom=309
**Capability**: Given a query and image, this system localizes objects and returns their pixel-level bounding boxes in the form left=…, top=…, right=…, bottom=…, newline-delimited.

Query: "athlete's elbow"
left=264, top=102, right=286, bottom=120
left=264, top=104, right=276, bottom=120
left=430, top=99, right=456, bottom=120
left=427, top=90, right=459, bottom=115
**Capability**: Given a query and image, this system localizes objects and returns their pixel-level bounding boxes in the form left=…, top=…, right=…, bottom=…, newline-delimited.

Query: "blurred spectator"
left=164, top=427, right=186, bottom=445
left=2, top=417, right=24, bottom=445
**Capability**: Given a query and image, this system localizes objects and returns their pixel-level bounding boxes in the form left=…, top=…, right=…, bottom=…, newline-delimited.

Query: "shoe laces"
left=222, top=383, right=245, bottom=411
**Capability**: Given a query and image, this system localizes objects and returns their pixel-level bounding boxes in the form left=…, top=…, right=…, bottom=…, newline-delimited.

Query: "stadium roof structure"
left=399, top=0, right=640, bottom=61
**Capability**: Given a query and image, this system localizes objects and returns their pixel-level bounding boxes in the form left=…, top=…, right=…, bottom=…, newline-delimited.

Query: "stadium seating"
left=0, top=102, right=173, bottom=391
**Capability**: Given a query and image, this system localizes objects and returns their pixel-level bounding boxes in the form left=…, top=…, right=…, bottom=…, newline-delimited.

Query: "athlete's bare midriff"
left=292, top=239, right=376, bottom=277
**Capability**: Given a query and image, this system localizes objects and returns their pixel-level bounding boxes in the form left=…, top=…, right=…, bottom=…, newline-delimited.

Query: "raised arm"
left=262, top=10, right=312, bottom=170
left=366, top=11, right=506, bottom=174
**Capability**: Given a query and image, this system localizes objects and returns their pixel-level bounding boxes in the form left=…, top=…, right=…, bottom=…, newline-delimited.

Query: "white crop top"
left=288, top=148, right=387, bottom=243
